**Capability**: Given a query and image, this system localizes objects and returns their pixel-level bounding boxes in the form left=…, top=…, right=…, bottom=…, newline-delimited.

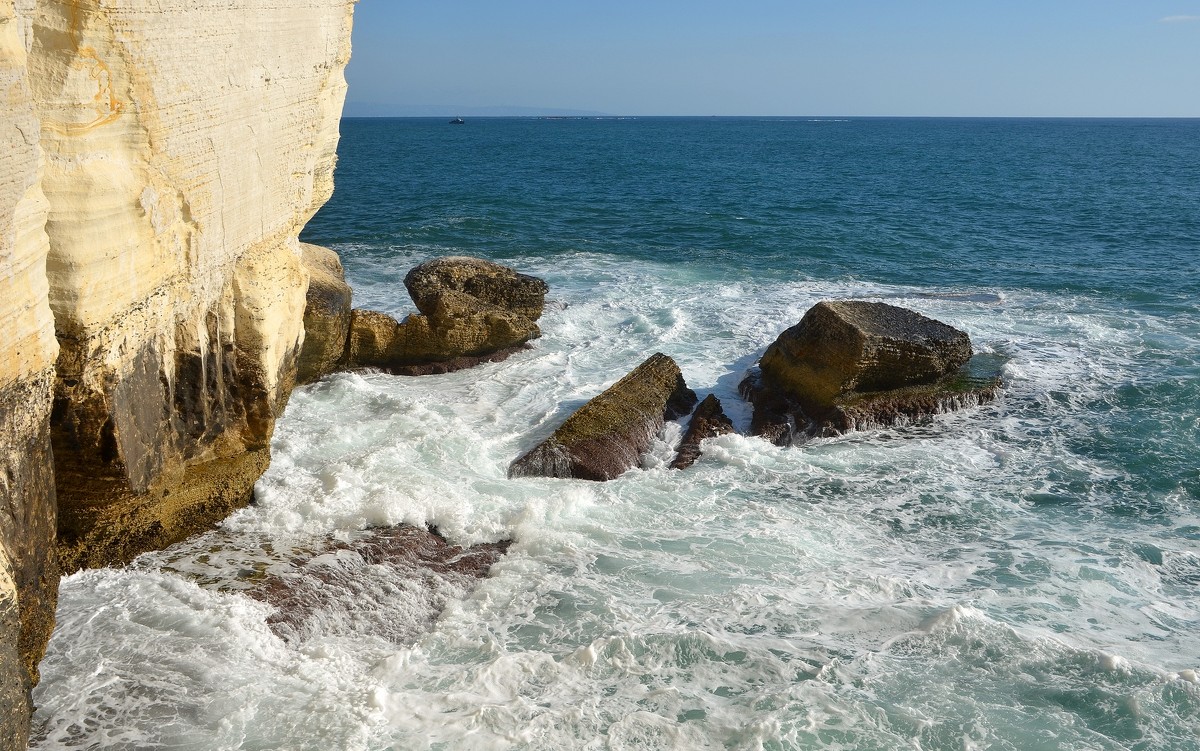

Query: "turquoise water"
left=34, top=118, right=1200, bottom=750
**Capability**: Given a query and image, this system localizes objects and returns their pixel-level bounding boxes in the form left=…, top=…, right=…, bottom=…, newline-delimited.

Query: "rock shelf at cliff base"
left=248, top=526, right=511, bottom=644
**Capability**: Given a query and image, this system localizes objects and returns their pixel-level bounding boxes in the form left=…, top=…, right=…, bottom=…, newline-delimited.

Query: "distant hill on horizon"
left=343, top=103, right=611, bottom=118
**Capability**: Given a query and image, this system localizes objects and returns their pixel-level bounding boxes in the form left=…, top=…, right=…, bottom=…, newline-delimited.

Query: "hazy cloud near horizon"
left=345, top=2, right=1200, bottom=117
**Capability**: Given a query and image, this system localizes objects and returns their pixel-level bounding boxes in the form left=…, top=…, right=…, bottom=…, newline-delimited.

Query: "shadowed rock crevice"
left=510, top=353, right=697, bottom=481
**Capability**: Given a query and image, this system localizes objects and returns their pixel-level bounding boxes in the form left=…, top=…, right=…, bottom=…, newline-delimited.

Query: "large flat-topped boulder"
left=745, top=301, right=997, bottom=443
left=759, top=301, right=972, bottom=406
left=509, top=353, right=697, bottom=481
left=345, top=257, right=547, bottom=374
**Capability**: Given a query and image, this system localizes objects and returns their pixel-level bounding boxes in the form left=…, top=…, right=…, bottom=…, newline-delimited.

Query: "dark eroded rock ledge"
left=0, top=370, right=58, bottom=746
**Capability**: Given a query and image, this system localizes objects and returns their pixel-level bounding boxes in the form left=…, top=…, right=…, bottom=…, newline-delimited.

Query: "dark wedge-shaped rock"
left=670, top=394, right=736, bottom=470
left=746, top=300, right=999, bottom=444
left=509, top=353, right=697, bottom=481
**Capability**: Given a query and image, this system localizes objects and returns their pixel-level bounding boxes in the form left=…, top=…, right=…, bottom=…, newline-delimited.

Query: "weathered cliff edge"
left=0, top=1, right=356, bottom=744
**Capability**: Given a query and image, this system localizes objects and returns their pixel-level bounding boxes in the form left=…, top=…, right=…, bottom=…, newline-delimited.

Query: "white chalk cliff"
left=0, top=1, right=356, bottom=745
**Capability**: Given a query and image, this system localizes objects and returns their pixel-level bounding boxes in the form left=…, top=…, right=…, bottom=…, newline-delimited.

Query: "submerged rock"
left=670, top=394, right=737, bottom=470
left=249, top=525, right=511, bottom=644
left=745, top=300, right=999, bottom=444
left=345, top=257, right=547, bottom=374
left=510, top=353, right=698, bottom=481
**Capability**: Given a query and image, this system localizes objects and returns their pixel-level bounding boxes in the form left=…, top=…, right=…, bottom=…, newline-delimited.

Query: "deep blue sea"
left=35, top=118, right=1200, bottom=750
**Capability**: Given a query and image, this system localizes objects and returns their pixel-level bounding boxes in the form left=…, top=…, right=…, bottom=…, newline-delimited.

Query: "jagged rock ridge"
left=670, top=394, right=736, bottom=470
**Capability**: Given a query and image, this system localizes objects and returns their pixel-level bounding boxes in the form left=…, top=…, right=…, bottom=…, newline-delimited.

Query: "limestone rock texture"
left=406, top=256, right=548, bottom=322
left=509, top=353, right=698, bottom=481
left=296, top=243, right=353, bottom=384
left=347, top=256, right=548, bottom=375
left=0, top=0, right=356, bottom=743
left=745, top=300, right=998, bottom=444
left=1, top=1, right=58, bottom=742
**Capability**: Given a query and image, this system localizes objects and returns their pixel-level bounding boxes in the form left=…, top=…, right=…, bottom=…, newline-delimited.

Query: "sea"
left=32, top=117, right=1200, bottom=750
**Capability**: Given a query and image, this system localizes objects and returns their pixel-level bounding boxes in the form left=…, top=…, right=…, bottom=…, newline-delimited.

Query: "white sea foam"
left=32, top=254, right=1200, bottom=749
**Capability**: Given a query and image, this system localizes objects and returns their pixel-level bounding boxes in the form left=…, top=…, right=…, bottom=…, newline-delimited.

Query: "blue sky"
left=344, top=1, right=1200, bottom=116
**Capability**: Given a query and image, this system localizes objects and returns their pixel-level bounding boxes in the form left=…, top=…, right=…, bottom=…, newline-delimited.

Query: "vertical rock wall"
left=1, top=1, right=59, bottom=744
left=0, top=1, right=357, bottom=745
left=32, top=0, right=356, bottom=572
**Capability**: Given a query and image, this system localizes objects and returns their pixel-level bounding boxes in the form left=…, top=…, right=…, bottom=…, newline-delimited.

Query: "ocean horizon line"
left=341, top=113, right=1200, bottom=121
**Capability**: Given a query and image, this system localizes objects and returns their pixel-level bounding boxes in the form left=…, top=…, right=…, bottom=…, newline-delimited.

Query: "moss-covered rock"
left=510, top=353, right=697, bottom=481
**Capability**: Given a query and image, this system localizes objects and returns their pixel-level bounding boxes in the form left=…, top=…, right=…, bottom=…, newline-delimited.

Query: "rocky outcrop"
left=296, top=243, right=353, bottom=384
left=0, top=1, right=357, bottom=743
left=670, top=394, right=736, bottom=470
left=743, top=301, right=999, bottom=444
left=346, top=257, right=547, bottom=375
left=406, top=256, right=548, bottom=322
left=37, top=0, right=357, bottom=573
left=510, top=353, right=697, bottom=481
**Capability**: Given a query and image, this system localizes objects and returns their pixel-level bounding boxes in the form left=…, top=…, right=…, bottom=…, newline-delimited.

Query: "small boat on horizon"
left=449, top=117, right=464, bottom=124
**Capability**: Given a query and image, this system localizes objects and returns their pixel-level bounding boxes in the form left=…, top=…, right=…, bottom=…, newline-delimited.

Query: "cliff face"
left=0, top=0, right=356, bottom=745
left=1, top=1, right=58, bottom=742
